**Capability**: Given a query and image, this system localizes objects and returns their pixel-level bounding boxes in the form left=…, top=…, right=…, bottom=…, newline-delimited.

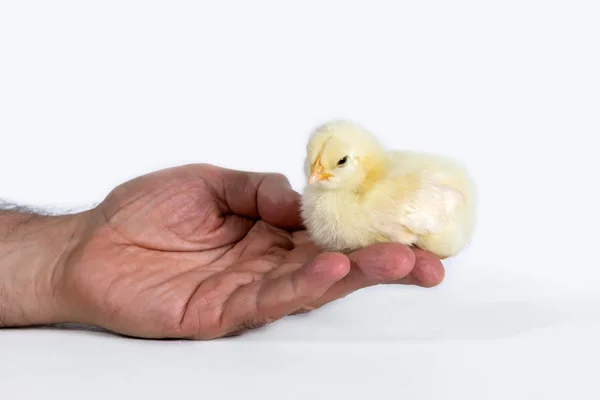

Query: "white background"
left=1, top=1, right=599, bottom=399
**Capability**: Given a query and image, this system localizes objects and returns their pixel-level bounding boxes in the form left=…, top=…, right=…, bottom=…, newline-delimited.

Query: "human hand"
left=1, top=164, right=444, bottom=339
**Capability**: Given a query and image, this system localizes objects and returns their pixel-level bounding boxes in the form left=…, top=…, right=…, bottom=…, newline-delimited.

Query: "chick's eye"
left=337, top=156, right=348, bottom=166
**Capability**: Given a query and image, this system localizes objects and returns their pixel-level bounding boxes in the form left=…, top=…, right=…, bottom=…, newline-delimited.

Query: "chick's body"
left=301, top=121, right=476, bottom=259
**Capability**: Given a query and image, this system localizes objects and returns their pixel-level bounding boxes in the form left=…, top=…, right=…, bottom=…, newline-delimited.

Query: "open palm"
left=58, top=164, right=444, bottom=339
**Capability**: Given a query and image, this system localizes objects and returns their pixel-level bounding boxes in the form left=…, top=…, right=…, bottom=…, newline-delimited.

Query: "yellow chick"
left=300, top=120, right=477, bottom=259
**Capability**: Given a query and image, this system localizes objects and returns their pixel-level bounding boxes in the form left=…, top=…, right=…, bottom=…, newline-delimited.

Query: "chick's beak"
left=309, top=160, right=332, bottom=184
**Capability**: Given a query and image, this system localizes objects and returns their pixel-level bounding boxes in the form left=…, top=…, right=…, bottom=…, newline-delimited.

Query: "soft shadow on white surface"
left=240, top=287, right=585, bottom=343
left=21, top=281, right=591, bottom=344
left=2, top=280, right=599, bottom=400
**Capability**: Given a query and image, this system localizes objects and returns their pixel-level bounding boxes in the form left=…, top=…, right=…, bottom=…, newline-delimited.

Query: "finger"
left=217, top=253, right=350, bottom=336
left=192, top=164, right=304, bottom=231
left=261, top=241, right=322, bottom=281
left=386, top=248, right=445, bottom=288
left=253, top=173, right=303, bottom=231
left=292, top=243, right=417, bottom=313
left=349, top=243, right=416, bottom=282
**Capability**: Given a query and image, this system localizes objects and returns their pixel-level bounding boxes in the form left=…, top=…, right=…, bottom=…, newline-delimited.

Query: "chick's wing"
left=388, top=169, right=465, bottom=236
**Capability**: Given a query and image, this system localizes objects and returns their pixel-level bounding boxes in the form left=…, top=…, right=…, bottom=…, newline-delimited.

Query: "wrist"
left=0, top=208, right=88, bottom=327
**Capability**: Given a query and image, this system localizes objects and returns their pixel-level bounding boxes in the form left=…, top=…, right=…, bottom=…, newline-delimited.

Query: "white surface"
left=1, top=1, right=599, bottom=399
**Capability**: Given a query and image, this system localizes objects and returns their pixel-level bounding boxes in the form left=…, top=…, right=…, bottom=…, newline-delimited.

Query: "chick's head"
left=304, top=120, right=387, bottom=190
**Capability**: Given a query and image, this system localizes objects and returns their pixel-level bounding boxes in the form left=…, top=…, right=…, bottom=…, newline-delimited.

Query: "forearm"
left=0, top=206, right=82, bottom=327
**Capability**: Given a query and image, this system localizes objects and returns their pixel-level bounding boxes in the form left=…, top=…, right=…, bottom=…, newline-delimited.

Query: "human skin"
left=0, top=164, right=444, bottom=339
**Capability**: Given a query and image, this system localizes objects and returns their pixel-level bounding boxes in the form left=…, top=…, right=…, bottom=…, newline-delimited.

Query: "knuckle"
left=270, top=172, right=289, bottom=183
left=365, top=244, right=416, bottom=281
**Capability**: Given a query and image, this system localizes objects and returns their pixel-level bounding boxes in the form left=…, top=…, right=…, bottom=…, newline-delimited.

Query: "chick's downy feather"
left=300, top=120, right=477, bottom=259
